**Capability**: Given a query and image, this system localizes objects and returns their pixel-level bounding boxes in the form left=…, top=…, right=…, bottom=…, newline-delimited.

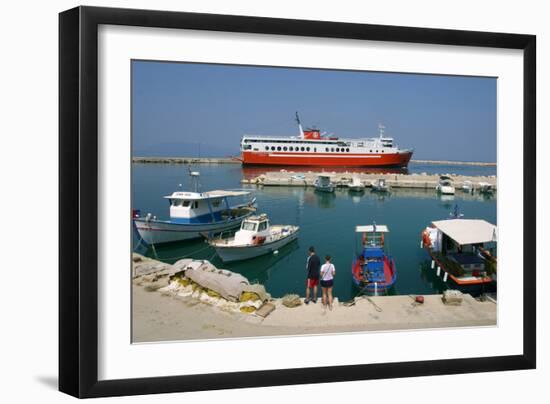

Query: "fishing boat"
left=351, top=224, right=397, bottom=295
left=133, top=171, right=256, bottom=245
left=208, top=214, right=299, bottom=262
left=239, top=112, right=413, bottom=167
left=314, top=175, right=335, bottom=192
left=371, top=178, right=390, bottom=192
left=478, top=182, right=495, bottom=194
left=347, top=176, right=365, bottom=192
left=461, top=180, right=474, bottom=193
left=420, top=218, right=497, bottom=288
left=436, top=175, right=455, bottom=195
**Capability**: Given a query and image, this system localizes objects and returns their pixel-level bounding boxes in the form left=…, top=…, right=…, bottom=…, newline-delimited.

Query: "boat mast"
left=295, top=111, right=305, bottom=139
left=188, top=166, right=201, bottom=193
left=378, top=123, right=385, bottom=139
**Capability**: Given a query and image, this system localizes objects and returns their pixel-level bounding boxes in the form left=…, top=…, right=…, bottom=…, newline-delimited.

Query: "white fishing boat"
left=314, top=175, right=335, bottom=192
left=436, top=175, right=455, bottom=195
left=133, top=171, right=256, bottom=245
left=209, top=214, right=299, bottom=262
left=348, top=176, right=365, bottom=192
left=461, top=180, right=473, bottom=193
left=478, top=182, right=495, bottom=194
left=371, top=178, right=390, bottom=192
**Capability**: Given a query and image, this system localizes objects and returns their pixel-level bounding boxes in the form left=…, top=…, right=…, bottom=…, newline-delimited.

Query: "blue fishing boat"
left=133, top=171, right=256, bottom=245
left=351, top=223, right=397, bottom=295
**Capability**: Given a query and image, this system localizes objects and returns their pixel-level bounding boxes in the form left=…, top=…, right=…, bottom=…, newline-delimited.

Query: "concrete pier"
left=241, top=170, right=497, bottom=191
left=132, top=254, right=496, bottom=342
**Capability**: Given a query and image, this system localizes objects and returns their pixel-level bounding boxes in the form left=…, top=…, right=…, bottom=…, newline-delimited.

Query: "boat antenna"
left=378, top=123, right=385, bottom=139
left=295, top=111, right=305, bottom=139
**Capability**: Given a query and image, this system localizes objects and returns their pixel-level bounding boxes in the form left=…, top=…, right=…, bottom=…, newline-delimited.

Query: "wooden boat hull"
left=134, top=213, right=252, bottom=245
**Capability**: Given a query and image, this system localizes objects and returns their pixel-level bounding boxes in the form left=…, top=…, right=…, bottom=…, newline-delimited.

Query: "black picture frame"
left=59, top=5, right=536, bottom=398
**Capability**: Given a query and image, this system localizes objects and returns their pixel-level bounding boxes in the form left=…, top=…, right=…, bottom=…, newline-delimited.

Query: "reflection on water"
left=133, top=164, right=496, bottom=300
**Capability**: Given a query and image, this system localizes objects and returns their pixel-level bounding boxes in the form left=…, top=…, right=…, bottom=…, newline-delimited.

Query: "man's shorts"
left=306, top=278, right=319, bottom=288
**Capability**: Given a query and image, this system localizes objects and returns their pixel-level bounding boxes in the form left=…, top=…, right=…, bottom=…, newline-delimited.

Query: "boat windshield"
left=242, top=221, right=257, bottom=231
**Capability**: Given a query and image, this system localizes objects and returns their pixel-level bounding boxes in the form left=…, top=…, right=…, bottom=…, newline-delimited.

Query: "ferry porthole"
left=346, top=148, right=350, bottom=152
left=336, top=148, right=340, bottom=152
left=306, top=147, right=310, bottom=152
left=271, top=146, right=275, bottom=151
left=283, top=146, right=287, bottom=151
left=277, top=146, right=281, bottom=151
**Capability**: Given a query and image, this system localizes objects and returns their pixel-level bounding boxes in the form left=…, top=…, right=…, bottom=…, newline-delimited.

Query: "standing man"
left=305, top=246, right=321, bottom=304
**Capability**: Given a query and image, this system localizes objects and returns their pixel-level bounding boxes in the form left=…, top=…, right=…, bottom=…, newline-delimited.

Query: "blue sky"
left=132, top=61, right=496, bottom=162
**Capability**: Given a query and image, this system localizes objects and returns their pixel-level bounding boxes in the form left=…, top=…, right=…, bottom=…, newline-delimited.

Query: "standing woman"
left=320, top=255, right=336, bottom=310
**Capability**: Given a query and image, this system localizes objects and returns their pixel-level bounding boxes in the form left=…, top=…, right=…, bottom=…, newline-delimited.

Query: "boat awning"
left=164, top=190, right=250, bottom=200
left=356, top=225, right=389, bottom=233
left=431, top=219, right=497, bottom=245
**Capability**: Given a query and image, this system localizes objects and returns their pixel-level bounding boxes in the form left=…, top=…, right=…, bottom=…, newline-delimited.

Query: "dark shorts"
left=306, top=278, right=319, bottom=288
left=320, top=279, right=333, bottom=288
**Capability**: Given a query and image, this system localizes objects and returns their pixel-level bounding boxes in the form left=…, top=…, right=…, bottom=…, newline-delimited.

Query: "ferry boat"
left=352, top=224, right=397, bottom=295
left=133, top=172, right=256, bottom=245
left=208, top=214, right=299, bottom=262
left=239, top=113, right=413, bottom=167
left=420, top=218, right=497, bottom=288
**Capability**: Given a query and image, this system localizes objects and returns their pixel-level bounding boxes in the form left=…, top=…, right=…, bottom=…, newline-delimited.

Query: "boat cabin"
left=427, top=219, right=497, bottom=278
left=165, top=190, right=251, bottom=224
left=316, top=175, right=332, bottom=186
left=234, top=214, right=271, bottom=245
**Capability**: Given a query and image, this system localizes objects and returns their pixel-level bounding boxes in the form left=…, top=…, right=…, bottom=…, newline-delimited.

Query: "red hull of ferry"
left=241, top=151, right=413, bottom=167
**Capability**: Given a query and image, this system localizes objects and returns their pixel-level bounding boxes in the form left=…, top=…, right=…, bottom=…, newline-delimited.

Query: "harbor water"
left=133, top=163, right=497, bottom=301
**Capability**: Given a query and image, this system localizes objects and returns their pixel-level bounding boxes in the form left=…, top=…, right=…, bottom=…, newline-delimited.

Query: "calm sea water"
left=132, top=163, right=497, bottom=301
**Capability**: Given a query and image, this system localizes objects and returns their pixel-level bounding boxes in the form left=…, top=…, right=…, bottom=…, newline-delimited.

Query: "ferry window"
left=331, top=148, right=334, bottom=152
left=300, top=147, right=305, bottom=151
left=325, top=147, right=329, bottom=152
left=375, top=150, right=378, bottom=153
left=336, top=148, right=340, bottom=152
left=258, top=221, right=268, bottom=231
left=346, top=148, right=350, bottom=152
left=306, top=147, right=310, bottom=152
left=277, top=146, right=281, bottom=151
left=289, top=146, right=294, bottom=151
left=370, top=150, right=373, bottom=153
left=381, top=150, right=384, bottom=153
left=314, top=148, right=317, bottom=152
left=265, top=146, right=269, bottom=151
left=271, top=146, right=275, bottom=151
left=283, top=146, right=288, bottom=151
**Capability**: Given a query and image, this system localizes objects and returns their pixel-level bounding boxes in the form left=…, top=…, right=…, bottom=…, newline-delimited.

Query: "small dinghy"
left=371, top=178, right=390, bottom=192
left=314, top=175, right=335, bottom=193
left=209, top=214, right=299, bottom=262
left=351, top=223, right=396, bottom=295
left=348, top=176, right=365, bottom=192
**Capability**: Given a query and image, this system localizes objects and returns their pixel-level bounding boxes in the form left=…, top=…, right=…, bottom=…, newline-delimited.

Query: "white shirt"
left=320, top=263, right=335, bottom=281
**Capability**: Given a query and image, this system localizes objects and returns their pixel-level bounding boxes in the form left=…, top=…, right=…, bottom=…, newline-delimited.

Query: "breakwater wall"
left=132, top=156, right=496, bottom=166
left=133, top=156, right=241, bottom=164
left=241, top=171, right=497, bottom=190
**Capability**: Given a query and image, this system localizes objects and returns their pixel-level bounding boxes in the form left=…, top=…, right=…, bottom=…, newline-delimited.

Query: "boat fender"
left=421, top=230, right=432, bottom=248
